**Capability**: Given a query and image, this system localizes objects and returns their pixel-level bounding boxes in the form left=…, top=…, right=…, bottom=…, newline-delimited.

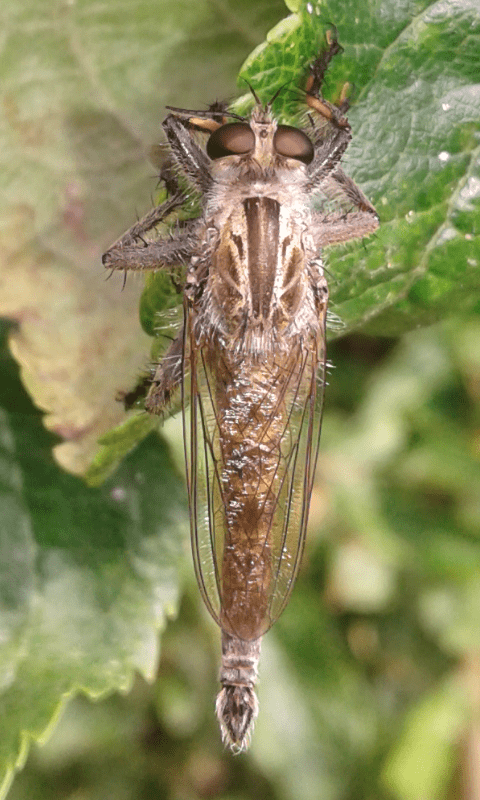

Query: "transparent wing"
left=184, top=313, right=327, bottom=641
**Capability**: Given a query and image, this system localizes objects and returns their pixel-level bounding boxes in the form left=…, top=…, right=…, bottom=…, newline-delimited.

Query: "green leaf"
left=0, top=0, right=286, bottom=476
left=84, top=412, right=157, bottom=488
left=139, top=272, right=184, bottom=338
left=0, top=324, right=188, bottom=797
left=325, top=0, right=480, bottom=335
left=231, top=0, right=480, bottom=336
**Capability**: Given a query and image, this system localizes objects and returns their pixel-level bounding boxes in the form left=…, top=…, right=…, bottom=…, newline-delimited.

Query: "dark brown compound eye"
left=207, top=123, right=255, bottom=160
left=273, top=125, right=314, bottom=164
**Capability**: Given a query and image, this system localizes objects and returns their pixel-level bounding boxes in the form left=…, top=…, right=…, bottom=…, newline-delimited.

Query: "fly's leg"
left=104, top=97, right=237, bottom=274
left=161, top=100, right=237, bottom=194
left=306, top=26, right=346, bottom=107
left=102, top=133, right=203, bottom=273
left=102, top=165, right=193, bottom=413
left=162, top=113, right=214, bottom=194
left=310, top=207, right=379, bottom=247
left=116, top=318, right=184, bottom=418
left=309, top=263, right=329, bottom=320
left=103, top=108, right=222, bottom=272
left=102, top=169, right=200, bottom=275
left=305, top=28, right=353, bottom=187
left=310, top=166, right=379, bottom=247
left=145, top=328, right=184, bottom=415
left=102, top=223, right=198, bottom=273
left=305, top=31, right=379, bottom=245
left=106, top=191, right=183, bottom=251
left=103, top=151, right=186, bottom=257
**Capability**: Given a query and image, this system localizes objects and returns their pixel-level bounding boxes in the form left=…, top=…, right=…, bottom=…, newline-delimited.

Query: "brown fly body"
left=103, top=30, right=378, bottom=751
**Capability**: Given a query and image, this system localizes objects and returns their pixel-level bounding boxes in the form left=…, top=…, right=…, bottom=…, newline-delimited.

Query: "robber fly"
left=103, top=30, right=378, bottom=751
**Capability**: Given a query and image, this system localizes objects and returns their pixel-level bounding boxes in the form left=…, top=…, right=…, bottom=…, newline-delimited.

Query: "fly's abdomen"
left=216, top=355, right=286, bottom=640
left=189, top=320, right=324, bottom=644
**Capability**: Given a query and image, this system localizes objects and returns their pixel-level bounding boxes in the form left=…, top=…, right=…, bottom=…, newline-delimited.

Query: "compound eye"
left=274, top=125, right=314, bottom=164
left=207, top=123, right=255, bottom=160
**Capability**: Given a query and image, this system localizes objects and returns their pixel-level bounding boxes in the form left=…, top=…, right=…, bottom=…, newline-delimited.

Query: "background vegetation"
left=0, top=0, right=479, bottom=798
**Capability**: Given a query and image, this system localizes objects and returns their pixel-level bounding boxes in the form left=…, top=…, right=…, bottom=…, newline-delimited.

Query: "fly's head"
left=161, top=33, right=353, bottom=201
left=204, top=102, right=314, bottom=184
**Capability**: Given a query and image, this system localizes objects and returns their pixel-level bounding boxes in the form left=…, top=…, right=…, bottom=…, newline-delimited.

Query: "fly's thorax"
left=195, top=195, right=318, bottom=349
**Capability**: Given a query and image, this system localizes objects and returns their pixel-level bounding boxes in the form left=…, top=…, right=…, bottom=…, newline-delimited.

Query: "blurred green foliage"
left=4, top=315, right=480, bottom=800
left=0, top=0, right=479, bottom=799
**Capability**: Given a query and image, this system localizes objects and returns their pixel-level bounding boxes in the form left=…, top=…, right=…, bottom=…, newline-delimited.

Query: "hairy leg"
left=310, top=167, right=379, bottom=247
left=145, top=328, right=185, bottom=415
left=303, top=31, right=378, bottom=246
left=305, top=29, right=353, bottom=187
left=102, top=223, right=198, bottom=272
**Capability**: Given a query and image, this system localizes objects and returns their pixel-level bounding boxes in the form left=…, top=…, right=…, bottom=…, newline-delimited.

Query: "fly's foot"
left=306, top=28, right=350, bottom=129
left=306, top=26, right=343, bottom=98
